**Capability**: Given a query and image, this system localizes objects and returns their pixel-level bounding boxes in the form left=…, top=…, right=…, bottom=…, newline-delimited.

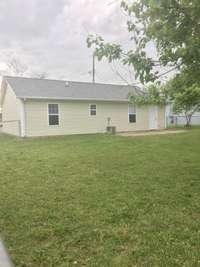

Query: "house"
left=0, top=76, right=166, bottom=137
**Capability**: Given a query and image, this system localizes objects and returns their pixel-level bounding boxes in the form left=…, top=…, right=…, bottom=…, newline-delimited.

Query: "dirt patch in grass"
left=118, top=129, right=187, bottom=137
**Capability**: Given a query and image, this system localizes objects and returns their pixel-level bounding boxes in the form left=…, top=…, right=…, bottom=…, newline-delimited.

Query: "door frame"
left=149, top=105, right=158, bottom=130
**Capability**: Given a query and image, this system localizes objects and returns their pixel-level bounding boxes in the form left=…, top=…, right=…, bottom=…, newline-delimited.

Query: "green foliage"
left=172, top=84, right=200, bottom=126
left=0, top=132, right=200, bottom=266
left=129, top=84, right=168, bottom=105
left=167, top=70, right=200, bottom=96
left=164, top=72, right=200, bottom=126
left=87, top=35, right=156, bottom=84
left=87, top=35, right=122, bottom=62
left=87, top=0, right=200, bottom=84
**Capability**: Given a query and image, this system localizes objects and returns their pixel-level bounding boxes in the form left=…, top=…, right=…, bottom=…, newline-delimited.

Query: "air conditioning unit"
left=106, top=126, right=116, bottom=134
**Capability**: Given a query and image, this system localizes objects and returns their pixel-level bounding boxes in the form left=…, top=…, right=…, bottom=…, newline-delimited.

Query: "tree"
left=172, top=85, right=200, bottom=127
left=130, top=73, right=200, bottom=127
left=31, top=71, right=48, bottom=79
left=7, top=57, right=28, bottom=76
left=166, top=73, right=200, bottom=126
left=0, top=56, right=49, bottom=79
left=87, top=0, right=200, bottom=127
left=87, top=0, right=200, bottom=85
left=129, top=83, right=167, bottom=105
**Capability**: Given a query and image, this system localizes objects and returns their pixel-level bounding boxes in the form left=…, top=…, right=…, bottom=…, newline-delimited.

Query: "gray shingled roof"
left=4, top=76, right=141, bottom=102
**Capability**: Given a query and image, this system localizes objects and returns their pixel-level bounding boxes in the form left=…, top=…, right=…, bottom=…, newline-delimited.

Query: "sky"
left=0, top=0, right=140, bottom=84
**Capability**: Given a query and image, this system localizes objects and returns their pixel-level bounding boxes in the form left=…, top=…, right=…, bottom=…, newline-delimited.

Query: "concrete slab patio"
left=118, top=129, right=187, bottom=137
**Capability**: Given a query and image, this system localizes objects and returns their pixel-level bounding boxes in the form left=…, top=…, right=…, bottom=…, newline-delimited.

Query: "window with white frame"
left=48, top=104, right=59, bottom=125
left=90, top=104, right=97, bottom=116
left=128, top=104, right=136, bottom=123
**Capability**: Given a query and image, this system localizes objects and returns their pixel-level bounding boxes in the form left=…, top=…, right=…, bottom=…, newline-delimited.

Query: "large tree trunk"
left=185, top=114, right=192, bottom=127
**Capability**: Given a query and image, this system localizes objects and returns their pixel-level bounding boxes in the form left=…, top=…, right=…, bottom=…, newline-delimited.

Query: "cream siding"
left=24, top=99, right=165, bottom=137
left=2, top=85, right=21, bottom=136
left=157, top=106, right=166, bottom=129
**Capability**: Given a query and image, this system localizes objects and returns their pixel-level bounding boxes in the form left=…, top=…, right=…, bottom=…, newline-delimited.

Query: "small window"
left=128, top=104, right=136, bottom=123
left=90, top=104, right=96, bottom=116
left=48, top=104, right=59, bottom=126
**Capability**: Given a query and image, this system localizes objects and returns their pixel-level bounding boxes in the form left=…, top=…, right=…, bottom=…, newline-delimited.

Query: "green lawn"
left=0, top=130, right=200, bottom=267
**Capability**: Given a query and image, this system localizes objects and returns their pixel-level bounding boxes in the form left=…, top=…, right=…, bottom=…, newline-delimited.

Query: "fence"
left=167, top=115, right=200, bottom=126
left=1, top=120, right=21, bottom=136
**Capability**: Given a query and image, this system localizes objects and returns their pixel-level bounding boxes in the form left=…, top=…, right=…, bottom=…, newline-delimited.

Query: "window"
left=90, top=104, right=96, bottom=116
left=48, top=104, right=59, bottom=126
left=128, top=104, right=136, bottom=123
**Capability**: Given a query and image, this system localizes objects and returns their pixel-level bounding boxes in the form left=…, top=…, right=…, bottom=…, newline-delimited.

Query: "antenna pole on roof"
left=92, top=53, right=95, bottom=83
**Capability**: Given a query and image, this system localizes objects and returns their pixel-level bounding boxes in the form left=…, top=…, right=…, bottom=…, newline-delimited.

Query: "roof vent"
left=65, top=81, right=70, bottom=87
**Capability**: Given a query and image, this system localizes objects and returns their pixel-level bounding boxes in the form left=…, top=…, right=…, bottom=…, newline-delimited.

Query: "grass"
left=0, top=130, right=200, bottom=267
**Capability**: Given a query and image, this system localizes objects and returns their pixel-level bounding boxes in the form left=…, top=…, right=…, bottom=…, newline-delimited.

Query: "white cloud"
left=0, top=0, right=137, bottom=84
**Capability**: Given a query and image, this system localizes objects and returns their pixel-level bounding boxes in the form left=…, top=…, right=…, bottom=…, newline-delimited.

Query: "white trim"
left=19, top=99, right=26, bottom=137
left=165, top=104, right=172, bottom=128
left=0, top=80, right=8, bottom=106
left=89, top=104, right=97, bottom=117
left=17, top=96, right=129, bottom=102
left=47, top=103, right=60, bottom=126
left=164, top=105, right=168, bottom=128
left=128, top=103, right=136, bottom=123
left=149, top=105, right=158, bottom=130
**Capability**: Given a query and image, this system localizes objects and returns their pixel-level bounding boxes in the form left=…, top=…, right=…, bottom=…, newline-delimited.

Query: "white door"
left=149, top=106, right=158, bottom=130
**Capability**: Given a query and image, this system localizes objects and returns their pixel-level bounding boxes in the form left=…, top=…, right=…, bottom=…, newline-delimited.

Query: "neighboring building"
left=0, top=76, right=166, bottom=137
left=165, top=104, right=200, bottom=126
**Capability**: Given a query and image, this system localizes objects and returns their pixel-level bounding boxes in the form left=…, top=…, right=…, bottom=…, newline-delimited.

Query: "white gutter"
left=16, top=96, right=129, bottom=102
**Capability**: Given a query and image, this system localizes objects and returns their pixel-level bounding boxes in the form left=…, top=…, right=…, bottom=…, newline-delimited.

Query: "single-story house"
left=0, top=76, right=166, bottom=137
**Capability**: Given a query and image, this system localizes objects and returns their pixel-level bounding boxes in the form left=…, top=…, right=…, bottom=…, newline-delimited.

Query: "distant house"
left=165, top=104, right=200, bottom=126
left=0, top=76, right=166, bottom=137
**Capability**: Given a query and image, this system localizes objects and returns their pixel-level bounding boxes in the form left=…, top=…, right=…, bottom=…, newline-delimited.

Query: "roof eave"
left=16, top=96, right=130, bottom=102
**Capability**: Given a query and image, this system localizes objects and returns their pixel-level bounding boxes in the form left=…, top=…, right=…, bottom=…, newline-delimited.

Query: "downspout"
left=164, top=105, right=167, bottom=129
left=19, top=98, right=26, bottom=137
left=165, top=103, right=171, bottom=129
